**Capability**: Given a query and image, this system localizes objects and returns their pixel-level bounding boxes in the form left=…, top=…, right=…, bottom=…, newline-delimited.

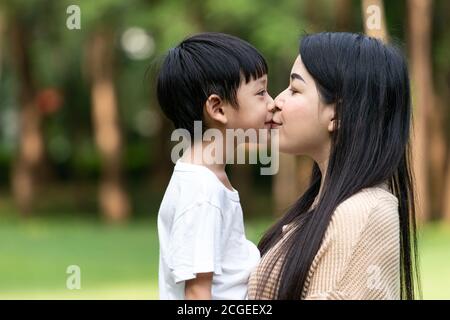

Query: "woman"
left=248, top=32, right=420, bottom=300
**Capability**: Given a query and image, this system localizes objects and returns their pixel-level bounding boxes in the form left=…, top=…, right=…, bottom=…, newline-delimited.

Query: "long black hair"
left=257, top=32, right=420, bottom=300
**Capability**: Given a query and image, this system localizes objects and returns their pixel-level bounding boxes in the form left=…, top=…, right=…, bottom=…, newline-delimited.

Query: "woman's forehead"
left=291, top=56, right=310, bottom=83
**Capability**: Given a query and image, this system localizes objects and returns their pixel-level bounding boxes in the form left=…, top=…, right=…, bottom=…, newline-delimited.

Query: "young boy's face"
left=226, top=74, right=275, bottom=131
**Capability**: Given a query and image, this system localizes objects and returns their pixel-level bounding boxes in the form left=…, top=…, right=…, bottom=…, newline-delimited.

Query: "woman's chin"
left=278, top=142, right=293, bottom=154
left=278, top=140, right=305, bottom=155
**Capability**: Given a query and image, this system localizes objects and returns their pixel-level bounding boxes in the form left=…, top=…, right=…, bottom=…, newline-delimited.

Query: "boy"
left=157, top=32, right=275, bottom=299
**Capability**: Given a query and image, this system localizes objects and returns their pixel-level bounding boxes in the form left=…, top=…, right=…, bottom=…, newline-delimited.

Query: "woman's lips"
left=266, top=120, right=281, bottom=129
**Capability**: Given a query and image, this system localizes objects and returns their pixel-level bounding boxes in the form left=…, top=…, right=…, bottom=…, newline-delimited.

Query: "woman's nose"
left=267, top=94, right=275, bottom=112
left=274, top=93, right=284, bottom=110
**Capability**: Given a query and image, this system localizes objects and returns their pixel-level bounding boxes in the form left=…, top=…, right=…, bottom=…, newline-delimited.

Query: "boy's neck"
left=181, top=139, right=224, bottom=165
left=180, top=139, right=236, bottom=191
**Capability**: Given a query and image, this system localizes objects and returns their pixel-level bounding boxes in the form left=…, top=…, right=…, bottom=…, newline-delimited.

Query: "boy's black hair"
left=156, top=32, right=268, bottom=136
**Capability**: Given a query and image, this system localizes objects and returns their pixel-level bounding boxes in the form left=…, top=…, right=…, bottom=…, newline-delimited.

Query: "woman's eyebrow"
left=291, top=73, right=306, bottom=84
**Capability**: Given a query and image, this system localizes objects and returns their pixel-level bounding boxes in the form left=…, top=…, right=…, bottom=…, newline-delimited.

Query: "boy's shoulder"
left=169, top=160, right=240, bottom=209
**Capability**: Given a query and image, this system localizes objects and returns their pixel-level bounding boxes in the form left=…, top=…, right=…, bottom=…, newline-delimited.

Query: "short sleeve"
left=167, top=201, right=223, bottom=283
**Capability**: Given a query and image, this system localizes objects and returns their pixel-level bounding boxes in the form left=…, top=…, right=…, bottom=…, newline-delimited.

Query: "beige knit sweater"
left=247, top=184, right=401, bottom=300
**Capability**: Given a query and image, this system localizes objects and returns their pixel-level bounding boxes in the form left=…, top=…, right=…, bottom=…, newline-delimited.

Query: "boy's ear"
left=204, top=94, right=228, bottom=125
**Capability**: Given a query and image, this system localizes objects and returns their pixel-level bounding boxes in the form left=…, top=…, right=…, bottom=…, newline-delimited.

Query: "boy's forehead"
left=250, top=74, right=267, bottom=85
left=238, top=74, right=267, bottom=89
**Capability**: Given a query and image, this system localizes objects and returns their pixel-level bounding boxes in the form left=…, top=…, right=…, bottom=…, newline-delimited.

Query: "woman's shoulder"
left=334, top=184, right=398, bottom=222
left=303, top=184, right=400, bottom=298
left=324, top=184, right=399, bottom=247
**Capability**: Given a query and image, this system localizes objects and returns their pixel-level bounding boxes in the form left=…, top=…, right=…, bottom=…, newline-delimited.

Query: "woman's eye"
left=289, top=88, right=298, bottom=95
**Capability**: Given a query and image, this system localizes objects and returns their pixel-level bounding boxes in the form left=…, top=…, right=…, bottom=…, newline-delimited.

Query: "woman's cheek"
left=285, top=99, right=309, bottom=133
left=284, top=99, right=304, bottom=123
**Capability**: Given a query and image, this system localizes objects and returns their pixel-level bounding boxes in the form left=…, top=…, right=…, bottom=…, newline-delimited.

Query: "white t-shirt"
left=158, top=160, right=261, bottom=300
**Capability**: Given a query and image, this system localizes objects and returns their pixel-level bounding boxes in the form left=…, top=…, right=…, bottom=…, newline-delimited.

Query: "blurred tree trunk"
left=9, top=17, right=44, bottom=215
left=444, top=148, right=450, bottom=222
left=150, top=111, right=172, bottom=188
left=408, top=0, right=433, bottom=222
left=438, top=0, right=450, bottom=224
left=443, top=73, right=450, bottom=222
left=429, top=94, right=446, bottom=219
left=426, top=0, right=449, bottom=221
left=335, top=0, right=352, bottom=31
left=362, top=0, right=388, bottom=42
left=0, top=10, right=3, bottom=79
left=87, top=29, right=131, bottom=222
left=305, top=0, right=321, bottom=32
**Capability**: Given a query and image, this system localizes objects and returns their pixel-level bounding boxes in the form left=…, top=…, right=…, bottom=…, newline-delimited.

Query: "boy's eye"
left=257, top=90, right=266, bottom=96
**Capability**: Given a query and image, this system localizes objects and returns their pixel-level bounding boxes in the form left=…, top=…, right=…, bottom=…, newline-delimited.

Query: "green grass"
left=416, top=222, right=450, bottom=299
left=0, top=216, right=159, bottom=300
left=0, top=215, right=449, bottom=299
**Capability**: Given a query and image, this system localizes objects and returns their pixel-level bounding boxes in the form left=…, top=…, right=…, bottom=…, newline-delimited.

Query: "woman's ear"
left=204, top=94, right=228, bottom=125
left=326, top=104, right=339, bottom=133
left=328, top=117, right=340, bottom=133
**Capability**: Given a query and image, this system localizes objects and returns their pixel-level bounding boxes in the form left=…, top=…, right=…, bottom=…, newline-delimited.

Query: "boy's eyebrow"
left=257, top=77, right=267, bottom=84
left=291, top=73, right=306, bottom=84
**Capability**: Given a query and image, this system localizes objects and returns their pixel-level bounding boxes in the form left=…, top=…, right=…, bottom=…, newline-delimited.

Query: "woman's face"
left=272, top=55, right=336, bottom=160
